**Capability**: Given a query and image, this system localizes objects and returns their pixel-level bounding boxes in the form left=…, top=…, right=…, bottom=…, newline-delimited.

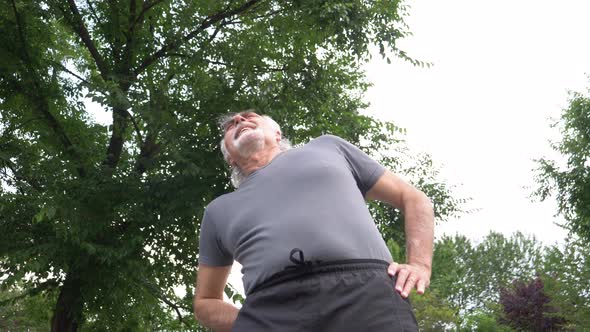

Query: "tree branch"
left=10, top=0, right=30, bottom=64
left=102, top=107, right=129, bottom=170
left=134, top=133, right=160, bottom=174
left=164, top=54, right=230, bottom=68
left=128, top=0, right=137, bottom=35
left=253, top=64, right=288, bottom=73
left=218, top=18, right=242, bottom=26
left=125, top=109, right=143, bottom=144
left=129, top=0, right=137, bottom=24
left=50, top=61, right=92, bottom=85
left=167, top=56, right=285, bottom=74
left=64, top=0, right=110, bottom=80
left=0, top=280, right=59, bottom=307
left=1, top=159, right=43, bottom=192
left=107, top=0, right=123, bottom=65
left=125, top=0, right=165, bottom=76
left=163, top=20, right=223, bottom=60
left=137, top=279, right=192, bottom=327
left=134, top=76, right=178, bottom=174
left=121, top=0, right=139, bottom=75
left=248, top=8, right=283, bottom=20
left=11, top=0, right=86, bottom=178
left=131, top=0, right=165, bottom=29
left=205, top=20, right=223, bottom=45
left=35, top=91, right=87, bottom=178
left=133, top=0, right=262, bottom=77
left=85, top=0, right=102, bottom=26
left=0, top=116, right=44, bottom=138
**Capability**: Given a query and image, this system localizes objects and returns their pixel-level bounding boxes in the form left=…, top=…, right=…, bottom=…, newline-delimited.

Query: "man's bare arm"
left=366, top=170, right=434, bottom=298
left=193, top=264, right=239, bottom=332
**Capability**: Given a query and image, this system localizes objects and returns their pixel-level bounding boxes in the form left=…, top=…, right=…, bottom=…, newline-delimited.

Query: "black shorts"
left=232, top=259, right=419, bottom=331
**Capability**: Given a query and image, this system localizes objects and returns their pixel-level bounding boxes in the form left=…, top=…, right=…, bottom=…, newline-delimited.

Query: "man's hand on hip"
left=387, top=262, right=431, bottom=298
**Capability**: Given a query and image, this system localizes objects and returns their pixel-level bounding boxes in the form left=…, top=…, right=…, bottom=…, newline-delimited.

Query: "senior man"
left=193, top=111, right=433, bottom=331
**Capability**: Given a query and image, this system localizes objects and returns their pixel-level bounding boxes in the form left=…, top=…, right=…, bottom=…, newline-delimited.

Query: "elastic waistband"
left=249, top=258, right=390, bottom=295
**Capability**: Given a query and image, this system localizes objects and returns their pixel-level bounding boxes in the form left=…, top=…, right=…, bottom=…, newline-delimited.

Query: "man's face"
left=222, top=112, right=280, bottom=165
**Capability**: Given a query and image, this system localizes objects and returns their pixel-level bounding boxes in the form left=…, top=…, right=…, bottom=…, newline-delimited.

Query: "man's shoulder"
left=307, top=134, right=348, bottom=147
left=205, top=191, right=237, bottom=215
left=314, top=134, right=345, bottom=142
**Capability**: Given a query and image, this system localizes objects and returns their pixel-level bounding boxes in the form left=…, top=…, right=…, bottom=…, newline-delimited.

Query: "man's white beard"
left=233, top=128, right=265, bottom=158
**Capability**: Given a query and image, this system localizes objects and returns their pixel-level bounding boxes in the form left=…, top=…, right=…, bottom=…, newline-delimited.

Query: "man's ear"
left=275, top=130, right=282, bottom=143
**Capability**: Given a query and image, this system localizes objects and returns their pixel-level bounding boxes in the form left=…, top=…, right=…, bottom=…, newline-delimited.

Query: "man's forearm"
left=194, top=298, right=239, bottom=332
left=403, top=191, right=434, bottom=269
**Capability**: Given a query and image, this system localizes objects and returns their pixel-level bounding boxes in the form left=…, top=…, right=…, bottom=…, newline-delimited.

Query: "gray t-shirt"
left=198, top=134, right=393, bottom=294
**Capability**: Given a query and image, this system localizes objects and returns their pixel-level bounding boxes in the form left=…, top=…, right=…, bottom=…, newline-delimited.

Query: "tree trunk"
left=51, top=273, right=83, bottom=332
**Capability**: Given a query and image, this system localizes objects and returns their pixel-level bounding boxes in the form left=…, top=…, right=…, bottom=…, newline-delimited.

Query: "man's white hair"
left=218, top=112, right=292, bottom=188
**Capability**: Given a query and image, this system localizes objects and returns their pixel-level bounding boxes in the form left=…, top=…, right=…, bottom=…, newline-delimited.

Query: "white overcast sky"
left=363, top=0, right=590, bottom=246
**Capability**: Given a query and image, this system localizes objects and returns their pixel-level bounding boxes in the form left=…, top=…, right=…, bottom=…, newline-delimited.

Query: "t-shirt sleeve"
left=324, top=135, right=386, bottom=196
left=198, top=208, right=234, bottom=266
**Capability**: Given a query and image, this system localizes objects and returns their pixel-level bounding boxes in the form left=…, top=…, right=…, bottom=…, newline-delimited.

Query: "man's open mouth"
left=235, top=126, right=254, bottom=139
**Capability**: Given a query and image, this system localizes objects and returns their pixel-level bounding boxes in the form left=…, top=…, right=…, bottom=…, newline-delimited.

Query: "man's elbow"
left=193, top=298, right=205, bottom=322
left=407, top=189, right=433, bottom=213
left=418, top=190, right=432, bottom=207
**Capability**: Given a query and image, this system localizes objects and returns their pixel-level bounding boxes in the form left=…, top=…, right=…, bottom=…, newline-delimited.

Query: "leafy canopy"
left=0, top=0, right=458, bottom=329
left=534, top=82, right=590, bottom=242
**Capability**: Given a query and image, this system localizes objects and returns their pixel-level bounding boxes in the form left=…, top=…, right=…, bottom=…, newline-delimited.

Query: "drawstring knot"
left=284, top=248, right=321, bottom=271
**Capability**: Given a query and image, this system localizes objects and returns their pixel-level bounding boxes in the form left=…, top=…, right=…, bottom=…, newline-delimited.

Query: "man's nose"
left=232, top=114, right=246, bottom=126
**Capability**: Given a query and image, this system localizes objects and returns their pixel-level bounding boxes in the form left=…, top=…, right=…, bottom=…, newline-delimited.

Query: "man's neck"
left=239, top=147, right=282, bottom=176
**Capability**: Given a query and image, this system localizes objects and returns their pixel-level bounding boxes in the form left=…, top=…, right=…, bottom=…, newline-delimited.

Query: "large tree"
left=0, top=0, right=457, bottom=330
left=418, top=232, right=543, bottom=330
left=534, top=83, right=590, bottom=242
left=499, top=276, right=567, bottom=331
left=431, top=232, right=542, bottom=313
left=540, top=238, right=590, bottom=329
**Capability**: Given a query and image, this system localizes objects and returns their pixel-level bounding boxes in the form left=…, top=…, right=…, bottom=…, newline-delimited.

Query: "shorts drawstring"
left=284, top=248, right=322, bottom=271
